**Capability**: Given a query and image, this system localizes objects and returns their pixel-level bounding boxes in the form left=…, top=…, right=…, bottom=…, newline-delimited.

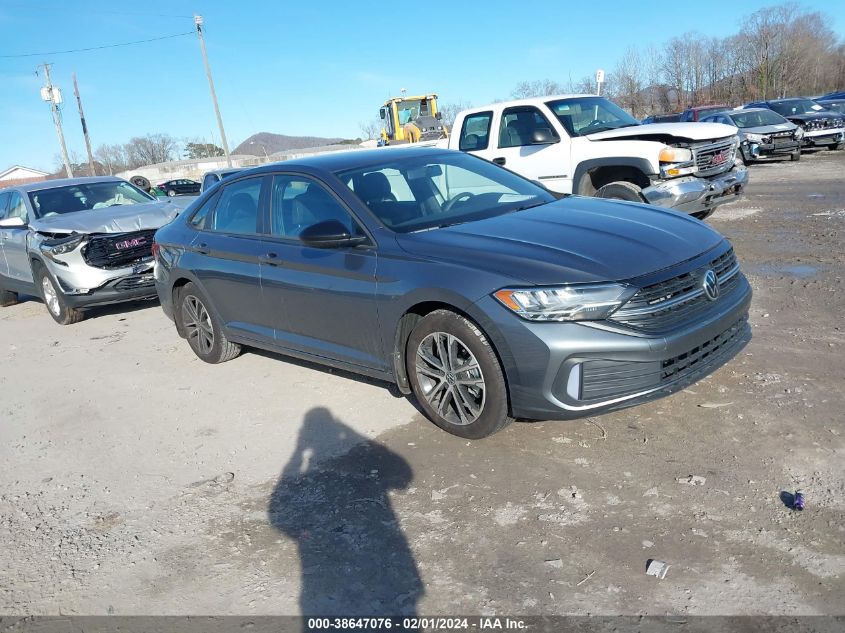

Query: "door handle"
left=493, top=157, right=506, bottom=166
left=195, top=242, right=209, bottom=255
left=259, top=252, right=279, bottom=265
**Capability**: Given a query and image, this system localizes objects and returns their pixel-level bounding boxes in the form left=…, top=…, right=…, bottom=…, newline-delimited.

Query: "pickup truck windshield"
left=336, top=151, right=555, bottom=233
left=546, top=97, right=640, bottom=137
left=28, top=181, right=155, bottom=218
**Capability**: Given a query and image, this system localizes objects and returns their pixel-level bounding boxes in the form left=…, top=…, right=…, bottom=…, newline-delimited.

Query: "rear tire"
left=0, top=288, right=19, bottom=307
left=177, top=282, right=240, bottom=364
left=34, top=263, right=84, bottom=325
left=167, top=189, right=177, bottom=197
left=790, top=150, right=801, bottom=161
left=595, top=181, right=645, bottom=202
left=406, top=310, right=513, bottom=439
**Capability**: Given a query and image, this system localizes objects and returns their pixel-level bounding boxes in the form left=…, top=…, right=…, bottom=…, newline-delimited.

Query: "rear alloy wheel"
left=0, top=288, right=19, bottom=307
left=36, top=265, right=84, bottom=325
left=178, top=282, right=240, bottom=364
left=595, top=181, right=645, bottom=202
left=407, top=310, right=513, bottom=438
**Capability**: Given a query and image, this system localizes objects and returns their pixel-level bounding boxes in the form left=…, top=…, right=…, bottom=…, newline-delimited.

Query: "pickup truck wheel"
left=595, top=181, right=645, bottom=203
left=407, top=309, right=513, bottom=439
left=0, top=288, right=19, bottom=307
left=790, top=150, right=801, bottom=161
left=34, top=264, right=84, bottom=325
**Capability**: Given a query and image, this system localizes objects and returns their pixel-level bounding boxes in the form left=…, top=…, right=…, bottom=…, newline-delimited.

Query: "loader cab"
left=380, top=94, right=444, bottom=145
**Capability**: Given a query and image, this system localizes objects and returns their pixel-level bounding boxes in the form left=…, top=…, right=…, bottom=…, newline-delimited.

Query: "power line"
left=0, top=31, right=194, bottom=59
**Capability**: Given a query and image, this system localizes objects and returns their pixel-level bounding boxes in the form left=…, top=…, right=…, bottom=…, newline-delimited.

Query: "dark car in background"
left=641, top=113, right=680, bottom=124
left=679, top=105, right=730, bottom=122
left=745, top=98, right=844, bottom=149
left=814, top=91, right=845, bottom=115
left=157, top=179, right=202, bottom=197
left=701, top=108, right=801, bottom=162
left=153, top=147, right=751, bottom=438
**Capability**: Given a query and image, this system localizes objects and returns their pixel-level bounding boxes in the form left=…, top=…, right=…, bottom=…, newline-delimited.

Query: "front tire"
left=167, top=189, right=177, bottom=197
left=35, top=264, right=84, bottom=325
left=829, top=143, right=843, bottom=151
left=177, top=282, right=240, bottom=364
left=406, top=310, right=513, bottom=439
left=595, top=181, right=645, bottom=202
left=790, top=150, right=801, bottom=161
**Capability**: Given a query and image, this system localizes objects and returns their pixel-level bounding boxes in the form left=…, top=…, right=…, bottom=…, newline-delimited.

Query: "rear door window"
left=459, top=111, right=493, bottom=151
left=498, top=106, right=558, bottom=148
left=207, top=177, right=264, bottom=235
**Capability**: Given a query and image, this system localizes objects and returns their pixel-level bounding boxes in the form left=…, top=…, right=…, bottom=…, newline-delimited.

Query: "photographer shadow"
left=268, top=407, right=422, bottom=615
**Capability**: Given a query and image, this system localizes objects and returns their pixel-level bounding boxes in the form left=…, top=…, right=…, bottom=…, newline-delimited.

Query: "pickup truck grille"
left=610, top=248, right=740, bottom=333
left=82, top=229, right=156, bottom=269
left=692, top=138, right=737, bottom=176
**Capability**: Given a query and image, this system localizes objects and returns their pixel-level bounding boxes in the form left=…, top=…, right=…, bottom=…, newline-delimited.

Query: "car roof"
left=232, top=146, right=452, bottom=176
left=204, top=168, right=244, bottom=177
left=11, top=176, right=124, bottom=194
left=460, top=94, right=601, bottom=114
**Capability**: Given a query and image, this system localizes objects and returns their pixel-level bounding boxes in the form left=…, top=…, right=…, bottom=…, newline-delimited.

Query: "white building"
left=0, top=165, right=49, bottom=182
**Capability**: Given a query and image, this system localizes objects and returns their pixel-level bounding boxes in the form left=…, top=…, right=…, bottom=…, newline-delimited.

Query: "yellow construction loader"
left=378, top=94, right=449, bottom=145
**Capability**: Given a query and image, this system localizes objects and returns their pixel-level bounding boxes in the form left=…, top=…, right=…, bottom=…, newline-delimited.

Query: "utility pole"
left=194, top=15, right=232, bottom=167
left=72, top=73, right=96, bottom=176
left=40, top=63, right=73, bottom=178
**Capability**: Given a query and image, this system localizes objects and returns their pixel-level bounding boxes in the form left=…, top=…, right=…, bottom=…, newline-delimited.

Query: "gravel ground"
left=1, top=151, right=843, bottom=616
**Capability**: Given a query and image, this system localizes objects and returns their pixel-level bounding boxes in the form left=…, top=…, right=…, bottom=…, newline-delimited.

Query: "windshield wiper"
left=511, top=201, right=548, bottom=212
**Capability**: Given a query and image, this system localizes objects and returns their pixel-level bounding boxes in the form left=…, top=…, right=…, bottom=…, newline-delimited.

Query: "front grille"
left=578, top=317, right=748, bottom=402
left=692, top=138, right=737, bottom=175
left=806, top=117, right=844, bottom=131
left=113, top=275, right=155, bottom=291
left=82, top=230, right=156, bottom=269
left=610, top=248, right=740, bottom=333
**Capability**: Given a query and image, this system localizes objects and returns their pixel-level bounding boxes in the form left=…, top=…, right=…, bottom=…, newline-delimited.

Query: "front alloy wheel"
left=36, top=265, right=84, bottom=325
left=415, top=331, right=486, bottom=426
left=407, top=310, right=513, bottom=438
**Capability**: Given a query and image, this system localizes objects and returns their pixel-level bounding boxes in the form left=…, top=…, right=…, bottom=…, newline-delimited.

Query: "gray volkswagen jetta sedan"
left=153, top=147, right=751, bottom=438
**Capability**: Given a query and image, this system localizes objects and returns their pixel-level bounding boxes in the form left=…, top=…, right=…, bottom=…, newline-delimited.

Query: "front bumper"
left=642, top=165, right=748, bottom=217
left=801, top=129, right=844, bottom=147
left=44, top=256, right=158, bottom=308
left=741, top=139, right=799, bottom=160
left=481, top=274, right=752, bottom=420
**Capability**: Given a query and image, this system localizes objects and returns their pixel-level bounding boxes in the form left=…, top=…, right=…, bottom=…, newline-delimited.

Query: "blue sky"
left=1, top=0, right=843, bottom=172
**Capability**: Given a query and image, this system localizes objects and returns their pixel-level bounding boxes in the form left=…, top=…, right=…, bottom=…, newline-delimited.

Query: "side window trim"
left=265, top=172, right=374, bottom=247
left=459, top=110, right=493, bottom=151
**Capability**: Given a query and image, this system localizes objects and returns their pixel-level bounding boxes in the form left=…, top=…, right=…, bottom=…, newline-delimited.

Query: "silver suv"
left=0, top=177, right=178, bottom=324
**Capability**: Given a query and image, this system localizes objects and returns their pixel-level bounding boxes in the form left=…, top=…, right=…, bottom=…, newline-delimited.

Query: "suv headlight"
left=658, top=146, right=695, bottom=178
left=41, top=233, right=86, bottom=255
left=494, top=283, right=637, bottom=322
left=745, top=133, right=765, bottom=143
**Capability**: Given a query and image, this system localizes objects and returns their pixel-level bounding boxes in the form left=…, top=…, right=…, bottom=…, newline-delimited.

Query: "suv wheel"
left=595, top=181, right=645, bottom=202
left=178, top=282, right=241, bottom=363
left=35, top=264, right=84, bottom=325
left=406, top=310, right=513, bottom=439
left=790, top=149, right=801, bottom=161
left=0, top=288, right=19, bottom=307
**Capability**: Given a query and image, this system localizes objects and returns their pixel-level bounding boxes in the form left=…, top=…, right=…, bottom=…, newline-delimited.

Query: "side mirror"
left=379, top=108, right=386, bottom=120
left=299, top=220, right=367, bottom=249
left=532, top=128, right=559, bottom=145
left=435, top=111, right=442, bottom=120
left=0, top=216, right=26, bottom=228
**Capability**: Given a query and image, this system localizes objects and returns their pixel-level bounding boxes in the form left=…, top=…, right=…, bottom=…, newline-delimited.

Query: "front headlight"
left=794, top=126, right=805, bottom=139
left=494, top=283, right=637, bottom=322
left=744, top=133, right=764, bottom=143
left=658, top=146, right=696, bottom=178
left=42, top=233, right=86, bottom=255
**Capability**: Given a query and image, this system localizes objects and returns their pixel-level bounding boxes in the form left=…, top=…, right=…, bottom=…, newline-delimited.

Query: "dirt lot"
left=1, top=151, right=843, bottom=616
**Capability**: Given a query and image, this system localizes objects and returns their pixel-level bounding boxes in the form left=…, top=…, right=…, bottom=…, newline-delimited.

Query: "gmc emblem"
left=710, top=151, right=727, bottom=165
left=115, top=237, right=146, bottom=250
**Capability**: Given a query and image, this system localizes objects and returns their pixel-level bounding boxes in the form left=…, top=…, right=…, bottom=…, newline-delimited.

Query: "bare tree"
left=510, top=79, right=565, bottom=99
left=124, top=133, right=177, bottom=168
left=94, top=144, right=129, bottom=175
left=358, top=119, right=382, bottom=140
left=437, top=100, right=473, bottom=129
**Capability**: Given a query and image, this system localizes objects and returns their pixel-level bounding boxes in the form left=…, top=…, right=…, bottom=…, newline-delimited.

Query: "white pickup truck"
left=445, top=95, right=749, bottom=219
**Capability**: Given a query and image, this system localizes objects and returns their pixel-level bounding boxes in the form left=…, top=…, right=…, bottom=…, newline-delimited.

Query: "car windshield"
left=28, top=181, right=154, bottom=218
left=769, top=99, right=827, bottom=116
left=335, top=151, right=556, bottom=233
left=545, top=97, right=640, bottom=136
left=730, top=110, right=788, bottom=128
left=696, top=106, right=729, bottom=117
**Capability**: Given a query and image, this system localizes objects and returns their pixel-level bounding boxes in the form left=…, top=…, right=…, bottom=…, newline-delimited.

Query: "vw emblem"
left=702, top=269, right=720, bottom=301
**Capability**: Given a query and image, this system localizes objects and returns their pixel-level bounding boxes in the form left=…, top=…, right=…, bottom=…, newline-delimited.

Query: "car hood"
left=587, top=122, right=737, bottom=142
left=397, top=197, right=725, bottom=286
left=29, top=200, right=179, bottom=234
left=740, top=122, right=796, bottom=134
